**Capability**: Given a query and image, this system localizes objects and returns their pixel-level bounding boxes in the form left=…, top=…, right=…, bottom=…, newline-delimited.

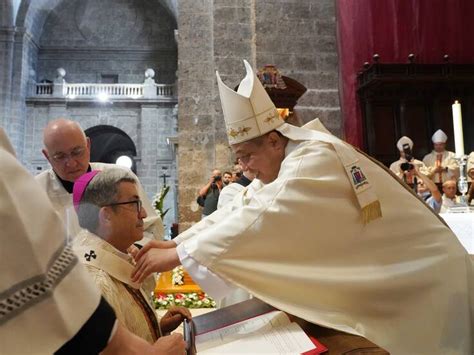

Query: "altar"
left=440, top=213, right=474, bottom=255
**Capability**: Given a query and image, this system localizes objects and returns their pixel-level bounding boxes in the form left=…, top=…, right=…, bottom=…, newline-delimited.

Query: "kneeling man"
left=73, top=168, right=190, bottom=343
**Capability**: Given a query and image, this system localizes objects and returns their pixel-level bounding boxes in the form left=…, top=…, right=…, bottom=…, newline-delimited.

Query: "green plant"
left=153, top=185, right=170, bottom=220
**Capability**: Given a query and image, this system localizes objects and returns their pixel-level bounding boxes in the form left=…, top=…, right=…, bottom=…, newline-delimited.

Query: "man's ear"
left=42, top=148, right=51, bottom=163
left=99, top=207, right=112, bottom=225
left=268, top=131, right=284, bottom=149
left=86, top=137, right=91, bottom=150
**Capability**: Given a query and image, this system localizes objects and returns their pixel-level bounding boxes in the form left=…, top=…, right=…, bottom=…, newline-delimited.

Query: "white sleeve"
left=176, top=243, right=236, bottom=300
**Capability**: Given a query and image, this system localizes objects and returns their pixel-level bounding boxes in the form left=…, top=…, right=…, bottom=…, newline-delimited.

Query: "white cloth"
left=0, top=132, right=105, bottom=354
left=175, top=119, right=473, bottom=355
left=217, top=182, right=245, bottom=209
left=216, top=180, right=255, bottom=307
left=440, top=194, right=463, bottom=213
left=176, top=244, right=235, bottom=301
left=35, top=162, right=164, bottom=241
left=175, top=178, right=265, bottom=301
left=422, top=150, right=459, bottom=183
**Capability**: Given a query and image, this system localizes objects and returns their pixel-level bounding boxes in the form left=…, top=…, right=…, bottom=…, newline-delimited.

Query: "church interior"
left=1, top=1, right=474, bottom=354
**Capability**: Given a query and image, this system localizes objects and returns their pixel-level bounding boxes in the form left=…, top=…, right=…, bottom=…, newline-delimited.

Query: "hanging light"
left=98, top=92, right=109, bottom=102
left=115, top=155, right=133, bottom=169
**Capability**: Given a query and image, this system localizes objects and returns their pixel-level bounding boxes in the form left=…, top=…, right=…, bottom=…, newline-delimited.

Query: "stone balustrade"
left=29, top=81, right=175, bottom=100
left=28, top=68, right=175, bottom=101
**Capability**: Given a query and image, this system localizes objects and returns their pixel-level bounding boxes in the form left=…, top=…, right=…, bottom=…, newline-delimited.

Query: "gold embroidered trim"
left=228, top=126, right=252, bottom=138
left=263, top=110, right=279, bottom=124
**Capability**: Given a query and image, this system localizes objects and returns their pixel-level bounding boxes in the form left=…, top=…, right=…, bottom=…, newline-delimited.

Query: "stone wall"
left=24, top=100, right=179, bottom=227
left=255, top=0, right=340, bottom=136
left=177, top=0, right=340, bottom=230
left=1, top=0, right=340, bottom=232
left=37, top=0, right=177, bottom=84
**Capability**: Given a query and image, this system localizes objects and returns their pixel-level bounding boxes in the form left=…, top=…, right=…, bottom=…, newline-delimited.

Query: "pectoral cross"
left=84, top=250, right=97, bottom=261
left=160, top=173, right=171, bottom=187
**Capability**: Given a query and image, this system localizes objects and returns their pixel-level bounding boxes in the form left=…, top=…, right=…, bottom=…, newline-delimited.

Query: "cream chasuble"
left=73, top=230, right=162, bottom=343
left=0, top=132, right=105, bottom=354
left=176, top=120, right=473, bottom=355
left=422, top=150, right=459, bottom=183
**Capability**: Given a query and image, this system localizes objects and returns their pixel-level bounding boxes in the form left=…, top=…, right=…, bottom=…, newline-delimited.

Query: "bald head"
left=442, top=180, right=457, bottom=199
left=43, top=118, right=86, bottom=150
left=42, top=118, right=91, bottom=182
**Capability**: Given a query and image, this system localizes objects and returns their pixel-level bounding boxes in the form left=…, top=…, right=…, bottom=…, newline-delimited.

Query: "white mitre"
left=216, top=60, right=382, bottom=223
left=216, top=60, right=283, bottom=144
left=432, top=129, right=448, bottom=143
left=396, top=136, right=413, bottom=151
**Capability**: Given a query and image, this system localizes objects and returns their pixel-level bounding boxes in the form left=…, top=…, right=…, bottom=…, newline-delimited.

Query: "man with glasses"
left=131, top=60, right=473, bottom=354
left=0, top=128, right=185, bottom=355
left=73, top=168, right=190, bottom=343
left=35, top=118, right=163, bottom=241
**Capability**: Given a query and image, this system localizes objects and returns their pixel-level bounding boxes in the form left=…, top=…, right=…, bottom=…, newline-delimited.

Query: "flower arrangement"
left=171, top=266, right=184, bottom=286
left=153, top=292, right=216, bottom=309
left=153, top=185, right=170, bottom=220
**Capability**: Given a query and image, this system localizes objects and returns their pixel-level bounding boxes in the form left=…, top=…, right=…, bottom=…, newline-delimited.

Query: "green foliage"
left=154, top=185, right=170, bottom=219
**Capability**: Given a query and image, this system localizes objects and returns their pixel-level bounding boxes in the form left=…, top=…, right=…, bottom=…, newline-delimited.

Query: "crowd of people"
left=389, top=130, right=474, bottom=213
left=1, top=59, right=473, bottom=354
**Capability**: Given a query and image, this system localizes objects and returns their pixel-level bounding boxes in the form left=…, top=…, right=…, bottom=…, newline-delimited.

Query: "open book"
left=185, top=298, right=327, bottom=354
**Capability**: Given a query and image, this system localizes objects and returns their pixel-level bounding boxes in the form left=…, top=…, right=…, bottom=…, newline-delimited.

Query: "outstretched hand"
left=131, top=245, right=180, bottom=283
left=134, top=240, right=176, bottom=262
left=160, top=306, right=192, bottom=334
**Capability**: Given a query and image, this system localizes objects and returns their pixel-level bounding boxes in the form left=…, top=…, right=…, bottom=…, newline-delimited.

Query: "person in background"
left=0, top=128, right=185, bottom=355
left=413, top=165, right=442, bottom=213
left=217, top=160, right=257, bottom=209
left=231, top=162, right=243, bottom=182
left=440, top=180, right=462, bottom=213
left=389, top=136, right=427, bottom=185
left=35, top=118, right=163, bottom=241
left=197, top=169, right=223, bottom=218
left=422, top=129, right=458, bottom=186
left=222, top=171, right=233, bottom=186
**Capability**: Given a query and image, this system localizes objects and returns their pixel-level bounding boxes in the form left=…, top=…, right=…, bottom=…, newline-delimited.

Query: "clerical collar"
left=236, top=175, right=252, bottom=187
left=56, top=165, right=92, bottom=193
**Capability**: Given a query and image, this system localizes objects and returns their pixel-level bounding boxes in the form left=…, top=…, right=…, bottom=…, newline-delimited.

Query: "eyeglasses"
left=52, top=147, right=86, bottom=163
left=104, top=199, right=142, bottom=213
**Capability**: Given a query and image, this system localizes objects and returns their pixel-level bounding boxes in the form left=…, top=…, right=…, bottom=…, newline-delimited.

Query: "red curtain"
left=337, top=0, right=474, bottom=148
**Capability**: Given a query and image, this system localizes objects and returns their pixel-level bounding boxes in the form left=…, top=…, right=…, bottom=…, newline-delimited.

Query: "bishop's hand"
left=131, top=245, right=180, bottom=283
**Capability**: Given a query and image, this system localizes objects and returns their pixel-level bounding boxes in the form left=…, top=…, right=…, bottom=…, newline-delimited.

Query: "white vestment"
left=35, top=162, right=164, bottom=241
left=174, top=120, right=473, bottom=355
left=422, top=150, right=459, bottom=183
left=440, top=194, right=463, bottom=213
left=217, top=182, right=245, bottom=209
left=0, top=132, right=110, bottom=354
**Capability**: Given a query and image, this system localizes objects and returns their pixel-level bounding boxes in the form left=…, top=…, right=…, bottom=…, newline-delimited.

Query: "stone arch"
left=85, top=125, right=137, bottom=172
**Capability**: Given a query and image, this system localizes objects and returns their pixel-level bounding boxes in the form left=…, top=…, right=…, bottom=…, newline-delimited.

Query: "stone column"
left=177, top=0, right=257, bottom=230
left=177, top=0, right=218, bottom=230
left=0, top=27, right=15, bottom=131
left=8, top=28, right=39, bottom=161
